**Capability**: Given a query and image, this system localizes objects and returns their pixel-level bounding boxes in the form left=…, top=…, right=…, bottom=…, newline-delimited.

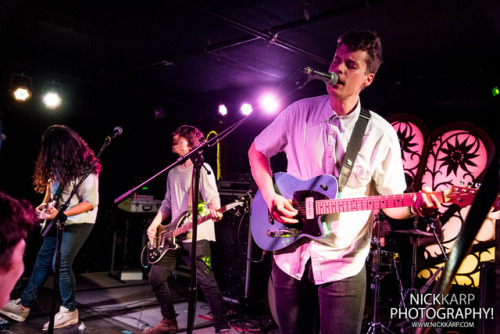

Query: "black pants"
left=148, top=240, right=228, bottom=332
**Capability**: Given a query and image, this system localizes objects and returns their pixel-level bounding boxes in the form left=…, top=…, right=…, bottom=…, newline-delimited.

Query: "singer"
left=0, top=125, right=101, bottom=330
left=248, top=30, right=439, bottom=334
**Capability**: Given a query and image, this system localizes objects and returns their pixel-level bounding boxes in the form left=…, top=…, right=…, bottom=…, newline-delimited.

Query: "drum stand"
left=366, top=213, right=396, bottom=334
left=391, top=215, right=446, bottom=332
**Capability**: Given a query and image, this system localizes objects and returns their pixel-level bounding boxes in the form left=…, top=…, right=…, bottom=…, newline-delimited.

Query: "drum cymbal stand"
left=391, top=216, right=445, bottom=332
left=366, top=212, right=395, bottom=334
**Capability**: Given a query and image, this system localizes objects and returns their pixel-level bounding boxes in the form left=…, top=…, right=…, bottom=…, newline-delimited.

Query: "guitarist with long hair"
left=143, top=125, right=230, bottom=334
left=248, top=30, right=440, bottom=334
left=0, top=124, right=100, bottom=330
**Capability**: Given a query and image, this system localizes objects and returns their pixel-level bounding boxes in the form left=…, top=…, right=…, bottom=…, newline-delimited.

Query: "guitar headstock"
left=227, top=200, right=245, bottom=210
left=445, top=185, right=480, bottom=208
left=445, top=184, right=500, bottom=210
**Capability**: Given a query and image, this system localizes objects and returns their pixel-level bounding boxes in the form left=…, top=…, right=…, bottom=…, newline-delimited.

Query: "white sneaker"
left=42, top=306, right=78, bottom=330
left=0, top=299, right=30, bottom=322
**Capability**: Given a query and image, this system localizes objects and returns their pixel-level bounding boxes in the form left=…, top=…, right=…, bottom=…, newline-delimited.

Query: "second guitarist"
left=144, top=125, right=230, bottom=334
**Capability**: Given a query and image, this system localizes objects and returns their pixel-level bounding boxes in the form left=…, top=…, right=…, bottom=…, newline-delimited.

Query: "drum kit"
left=365, top=212, right=445, bottom=334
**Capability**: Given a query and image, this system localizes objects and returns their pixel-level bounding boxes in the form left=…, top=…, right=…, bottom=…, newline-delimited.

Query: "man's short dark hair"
left=337, top=30, right=383, bottom=75
left=173, top=125, right=204, bottom=149
left=0, top=192, right=37, bottom=272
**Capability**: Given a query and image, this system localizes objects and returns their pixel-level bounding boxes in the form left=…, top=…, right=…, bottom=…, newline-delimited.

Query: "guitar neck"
left=316, top=191, right=445, bottom=215
left=172, top=202, right=239, bottom=237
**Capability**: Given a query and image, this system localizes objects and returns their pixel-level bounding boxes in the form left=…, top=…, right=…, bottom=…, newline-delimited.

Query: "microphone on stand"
left=302, top=67, right=339, bottom=85
left=107, top=126, right=123, bottom=140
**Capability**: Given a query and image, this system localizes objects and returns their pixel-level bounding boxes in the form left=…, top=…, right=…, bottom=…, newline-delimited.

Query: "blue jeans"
left=148, top=240, right=229, bottom=332
left=21, top=223, right=93, bottom=311
left=272, top=260, right=366, bottom=334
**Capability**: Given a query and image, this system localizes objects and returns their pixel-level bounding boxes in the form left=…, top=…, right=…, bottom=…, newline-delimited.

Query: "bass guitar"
left=145, top=199, right=245, bottom=264
left=250, top=172, right=481, bottom=251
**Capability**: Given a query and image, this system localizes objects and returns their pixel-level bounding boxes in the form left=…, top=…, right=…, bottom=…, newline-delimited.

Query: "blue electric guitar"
left=251, top=173, right=480, bottom=251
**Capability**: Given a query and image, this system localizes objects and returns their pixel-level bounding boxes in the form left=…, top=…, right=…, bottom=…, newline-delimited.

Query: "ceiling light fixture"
left=42, top=80, right=63, bottom=109
left=10, top=73, right=32, bottom=102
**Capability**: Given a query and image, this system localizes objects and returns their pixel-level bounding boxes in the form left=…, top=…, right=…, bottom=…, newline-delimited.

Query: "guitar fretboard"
left=315, top=191, right=444, bottom=215
left=167, top=201, right=243, bottom=238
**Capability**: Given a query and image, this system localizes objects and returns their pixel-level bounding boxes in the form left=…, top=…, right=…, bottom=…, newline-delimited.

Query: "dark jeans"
left=148, top=240, right=229, bottom=332
left=272, top=260, right=366, bottom=334
left=21, top=223, right=94, bottom=311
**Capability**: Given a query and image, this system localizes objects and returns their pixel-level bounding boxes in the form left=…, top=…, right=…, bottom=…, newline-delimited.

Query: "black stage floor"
left=2, top=268, right=484, bottom=333
left=1, top=272, right=278, bottom=334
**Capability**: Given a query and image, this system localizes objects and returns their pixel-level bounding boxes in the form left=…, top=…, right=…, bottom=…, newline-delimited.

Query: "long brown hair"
left=33, top=125, right=101, bottom=193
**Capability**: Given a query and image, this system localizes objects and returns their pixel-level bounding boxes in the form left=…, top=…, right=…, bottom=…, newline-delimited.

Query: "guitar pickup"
left=267, top=229, right=299, bottom=238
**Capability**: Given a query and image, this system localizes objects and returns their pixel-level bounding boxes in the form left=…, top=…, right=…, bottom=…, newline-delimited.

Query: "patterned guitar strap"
left=337, top=107, right=371, bottom=196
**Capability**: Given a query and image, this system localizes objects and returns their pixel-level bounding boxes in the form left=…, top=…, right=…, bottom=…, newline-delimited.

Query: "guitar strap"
left=337, top=106, right=371, bottom=193
left=53, top=182, right=65, bottom=205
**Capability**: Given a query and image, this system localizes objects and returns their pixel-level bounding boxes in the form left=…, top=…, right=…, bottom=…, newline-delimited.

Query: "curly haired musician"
left=248, top=30, right=440, bottom=334
left=144, top=125, right=230, bottom=334
left=0, top=125, right=100, bottom=330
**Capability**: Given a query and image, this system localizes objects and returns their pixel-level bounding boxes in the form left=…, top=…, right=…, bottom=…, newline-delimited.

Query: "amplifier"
left=118, top=195, right=162, bottom=213
left=218, top=173, right=255, bottom=195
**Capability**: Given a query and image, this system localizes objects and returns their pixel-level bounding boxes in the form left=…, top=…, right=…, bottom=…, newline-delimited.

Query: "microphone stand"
left=44, top=134, right=117, bottom=334
left=113, top=115, right=252, bottom=334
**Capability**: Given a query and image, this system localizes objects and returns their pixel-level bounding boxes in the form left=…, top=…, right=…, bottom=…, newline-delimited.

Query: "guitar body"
left=251, top=173, right=338, bottom=251
left=146, top=213, right=190, bottom=264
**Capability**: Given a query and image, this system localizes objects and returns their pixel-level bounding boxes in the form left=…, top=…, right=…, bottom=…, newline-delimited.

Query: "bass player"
left=144, top=125, right=230, bottom=334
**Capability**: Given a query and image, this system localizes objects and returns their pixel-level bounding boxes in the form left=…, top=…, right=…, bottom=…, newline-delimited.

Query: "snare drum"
left=367, top=250, right=399, bottom=273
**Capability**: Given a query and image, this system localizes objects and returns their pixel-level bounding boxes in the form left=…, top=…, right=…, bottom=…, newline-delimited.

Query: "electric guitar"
left=250, top=172, right=483, bottom=251
left=40, top=199, right=57, bottom=236
left=145, top=199, right=245, bottom=264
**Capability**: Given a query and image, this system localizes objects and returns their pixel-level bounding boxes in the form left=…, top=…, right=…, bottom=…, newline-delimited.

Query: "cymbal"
left=392, top=229, right=433, bottom=237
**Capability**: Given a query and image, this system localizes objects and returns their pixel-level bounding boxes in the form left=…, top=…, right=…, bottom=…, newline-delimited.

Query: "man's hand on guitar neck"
left=270, top=194, right=299, bottom=224
left=208, top=202, right=223, bottom=222
left=411, top=187, right=440, bottom=217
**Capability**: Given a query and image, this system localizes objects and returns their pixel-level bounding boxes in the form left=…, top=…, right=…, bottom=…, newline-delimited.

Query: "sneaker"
left=0, top=299, right=30, bottom=322
left=42, top=306, right=78, bottom=330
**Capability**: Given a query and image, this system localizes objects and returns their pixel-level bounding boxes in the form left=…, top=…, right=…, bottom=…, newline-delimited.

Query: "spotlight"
left=42, top=81, right=63, bottom=109
left=240, top=103, right=253, bottom=116
left=259, top=93, right=280, bottom=114
left=10, top=73, right=32, bottom=102
left=218, top=104, right=228, bottom=116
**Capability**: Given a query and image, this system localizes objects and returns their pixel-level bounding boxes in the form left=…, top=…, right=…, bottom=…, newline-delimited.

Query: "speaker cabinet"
left=212, top=193, right=267, bottom=306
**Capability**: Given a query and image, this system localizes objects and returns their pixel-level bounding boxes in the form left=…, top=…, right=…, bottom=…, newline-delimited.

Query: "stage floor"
left=2, top=271, right=278, bottom=333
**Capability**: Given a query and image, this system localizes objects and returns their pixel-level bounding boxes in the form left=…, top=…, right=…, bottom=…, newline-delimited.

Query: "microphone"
left=108, top=126, right=123, bottom=140
left=302, top=67, right=338, bottom=85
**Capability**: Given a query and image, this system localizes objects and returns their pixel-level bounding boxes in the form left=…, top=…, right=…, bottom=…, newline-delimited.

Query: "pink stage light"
left=218, top=104, right=228, bottom=116
left=240, top=103, right=253, bottom=116
left=259, top=93, right=280, bottom=114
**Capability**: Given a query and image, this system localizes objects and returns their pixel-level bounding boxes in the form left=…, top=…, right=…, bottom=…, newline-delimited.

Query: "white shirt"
left=51, top=173, right=99, bottom=225
left=254, top=95, right=406, bottom=284
left=159, top=163, right=220, bottom=242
